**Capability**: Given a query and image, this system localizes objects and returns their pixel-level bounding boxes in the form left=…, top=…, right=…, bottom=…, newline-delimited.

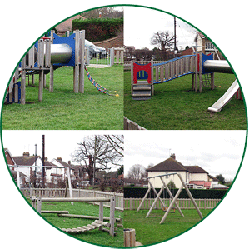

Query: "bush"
left=124, top=187, right=228, bottom=199
left=72, top=17, right=123, bottom=42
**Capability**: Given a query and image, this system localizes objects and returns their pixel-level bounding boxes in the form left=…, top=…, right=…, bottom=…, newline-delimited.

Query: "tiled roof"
left=13, top=156, right=39, bottom=166
left=185, top=166, right=208, bottom=174
left=147, top=158, right=187, bottom=172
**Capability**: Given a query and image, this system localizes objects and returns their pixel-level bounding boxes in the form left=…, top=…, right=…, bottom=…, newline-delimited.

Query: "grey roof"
left=185, top=166, right=208, bottom=174
left=147, top=158, right=187, bottom=172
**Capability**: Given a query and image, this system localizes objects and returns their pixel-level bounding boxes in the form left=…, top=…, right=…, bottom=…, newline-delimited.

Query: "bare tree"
left=151, top=31, right=175, bottom=52
left=127, top=164, right=147, bottom=180
left=72, top=135, right=124, bottom=184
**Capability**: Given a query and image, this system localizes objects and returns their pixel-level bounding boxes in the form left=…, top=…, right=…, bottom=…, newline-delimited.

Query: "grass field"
left=123, top=209, right=212, bottom=246
left=2, top=65, right=123, bottom=130
left=124, top=70, right=247, bottom=130
left=30, top=200, right=123, bottom=247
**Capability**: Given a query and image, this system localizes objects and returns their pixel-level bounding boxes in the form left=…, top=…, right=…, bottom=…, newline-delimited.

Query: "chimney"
left=57, top=157, right=62, bottom=162
left=23, top=152, right=30, bottom=157
left=170, top=153, right=176, bottom=160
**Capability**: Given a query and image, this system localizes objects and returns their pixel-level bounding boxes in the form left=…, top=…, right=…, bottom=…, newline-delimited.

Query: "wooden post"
left=160, top=185, right=183, bottom=224
left=199, top=52, right=203, bottom=93
left=79, top=30, right=85, bottom=93
left=195, top=53, right=198, bottom=92
left=31, top=197, right=36, bottom=210
left=124, top=229, right=136, bottom=247
left=14, top=70, right=19, bottom=102
left=146, top=185, right=164, bottom=217
left=137, top=185, right=151, bottom=212
left=38, top=71, right=43, bottom=102
left=99, top=201, right=103, bottom=231
left=38, top=39, right=44, bottom=102
left=177, top=173, right=203, bottom=219
left=109, top=196, right=115, bottom=236
left=73, top=30, right=79, bottom=93
left=37, top=197, right=42, bottom=214
left=160, top=176, right=184, bottom=217
left=21, top=57, right=26, bottom=104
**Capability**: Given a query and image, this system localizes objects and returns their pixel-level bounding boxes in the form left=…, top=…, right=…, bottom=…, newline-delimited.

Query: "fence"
left=124, top=198, right=221, bottom=210
left=21, top=188, right=123, bottom=211
left=124, top=117, right=147, bottom=130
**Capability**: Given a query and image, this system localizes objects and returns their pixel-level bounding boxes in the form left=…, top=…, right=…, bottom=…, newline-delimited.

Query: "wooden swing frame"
left=137, top=173, right=203, bottom=224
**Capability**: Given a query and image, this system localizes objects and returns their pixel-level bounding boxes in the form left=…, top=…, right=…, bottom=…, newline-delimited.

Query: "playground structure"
left=32, top=196, right=116, bottom=236
left=131, top=52, right=242, bottom=112
left=137, top=173, right=203, bottom=224
left=5, top=30, right=121, bottom=104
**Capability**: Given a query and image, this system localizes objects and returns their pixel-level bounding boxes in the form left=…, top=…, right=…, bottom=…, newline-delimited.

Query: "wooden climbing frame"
left=32, top=196, right=116, bottom=236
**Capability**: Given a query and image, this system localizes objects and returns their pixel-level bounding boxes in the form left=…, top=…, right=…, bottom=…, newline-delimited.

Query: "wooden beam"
left=40, top=197, right=111, bottom=203
left=160, top=176, right=184, bottom=217
left=177, top=173, right=203, bottom=219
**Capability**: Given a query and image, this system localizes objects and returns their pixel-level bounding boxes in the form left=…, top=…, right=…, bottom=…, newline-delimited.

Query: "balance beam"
left=39, top=197, right=111, bottom=203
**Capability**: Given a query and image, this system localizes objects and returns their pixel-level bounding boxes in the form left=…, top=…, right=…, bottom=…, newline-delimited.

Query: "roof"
left=147, top=157, right=187, bottom=172
left=185, top=166, right=208, bottom=174
left=13, top=156, right=39, bottom=166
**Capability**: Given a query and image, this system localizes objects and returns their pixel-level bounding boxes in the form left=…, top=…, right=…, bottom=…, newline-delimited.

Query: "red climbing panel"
left=133, top=62, right=152, bottom=84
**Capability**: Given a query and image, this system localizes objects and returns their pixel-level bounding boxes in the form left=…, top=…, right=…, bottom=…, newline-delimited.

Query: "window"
left=205, top=42, right=214, bottom=50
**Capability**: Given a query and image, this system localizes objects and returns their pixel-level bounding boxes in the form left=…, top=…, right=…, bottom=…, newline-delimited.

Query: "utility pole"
left=174, top=16, right=178, bottom=57
left=34, top=144, right=37, bottom=188
left=42, top=135, right=45, bottom=188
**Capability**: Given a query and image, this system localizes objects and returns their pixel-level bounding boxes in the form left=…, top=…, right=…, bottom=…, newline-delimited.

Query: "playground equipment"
left=5, top=30, right=119, bottom=104
left=137, top=173, right=203, bottom=224
left=131, top=52, right=242, bottom=112
left=32, top=196, right=116, bottom=236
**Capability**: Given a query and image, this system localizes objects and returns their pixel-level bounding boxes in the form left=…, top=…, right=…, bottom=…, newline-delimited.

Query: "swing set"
left=137, top=173, right=203, bottom=224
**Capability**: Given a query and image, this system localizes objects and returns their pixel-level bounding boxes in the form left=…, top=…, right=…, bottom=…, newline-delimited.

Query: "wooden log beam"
left=40, top=197, right=111, bottom=203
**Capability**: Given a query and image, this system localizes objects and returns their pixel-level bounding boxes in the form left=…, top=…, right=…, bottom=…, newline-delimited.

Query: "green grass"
left=123, top=209, right=212, bottom=246
left=124, top=71, right=247, bottom=130
left=31, top=201, right=124, bottom=247
left=2, top=65, right=123, bottom=130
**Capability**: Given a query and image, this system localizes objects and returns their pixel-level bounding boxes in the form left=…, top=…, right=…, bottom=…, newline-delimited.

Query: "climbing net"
left=84, top=65, right=119, bottom=97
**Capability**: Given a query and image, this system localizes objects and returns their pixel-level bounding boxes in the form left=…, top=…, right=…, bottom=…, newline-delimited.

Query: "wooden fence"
left=124, top=198, right=221, bottom=210
left=124, top=117, right=147, bottom=130
left=21, top=188, right=123, bottom=211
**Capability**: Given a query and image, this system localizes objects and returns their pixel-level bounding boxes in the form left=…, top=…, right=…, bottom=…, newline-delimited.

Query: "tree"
left=216, top=174, right=225, bottom=184
left=117, top=166, right=123, bottom=176
left=151, top=31, right=175, bottom=52
left=127, top=164, right=147, bottom=180
left=72, top=135, right=124, bottom=185
left=81, top=7, right=122, bottom=19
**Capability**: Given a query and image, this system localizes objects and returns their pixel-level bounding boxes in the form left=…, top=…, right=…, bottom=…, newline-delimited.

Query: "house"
left=195, top=32, right=223, bottom=59
left=55, top=15, right=85, bottom=36
left=123, top=177, right=148, bottom=187
left=4, top=148, right=16, bottom=169
left=147, top=153, right=224, bottom=189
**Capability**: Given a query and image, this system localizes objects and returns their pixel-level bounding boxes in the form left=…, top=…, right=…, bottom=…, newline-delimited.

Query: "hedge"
left=72, top=17, right=123, bottom=42
left=124, top=187, right=228, bottom=199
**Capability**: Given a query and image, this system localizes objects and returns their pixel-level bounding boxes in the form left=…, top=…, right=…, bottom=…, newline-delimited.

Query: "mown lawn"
left=2, top=65, right=123, bottom=130
left=29, top=200, right=123, bottom=248
left=123, top=209, right=212, bottom=246
left=124, top=70, right=247, bottom=130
